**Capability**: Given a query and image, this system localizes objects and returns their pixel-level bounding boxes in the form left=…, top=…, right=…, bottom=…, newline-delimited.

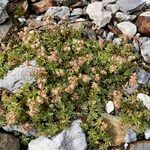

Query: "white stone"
left=145, top=129, right=150, bottom=140
left=106, top=101, right=114, bottom=113
left=117, top=21, right=137, bottom=37
left=137, top=93, right=150, bottom=110
left=86, top=2, right=112, bottom=28
left=28, top=120, right=87, bottom=150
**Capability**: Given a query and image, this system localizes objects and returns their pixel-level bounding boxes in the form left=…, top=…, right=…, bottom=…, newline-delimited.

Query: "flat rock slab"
left=129, top=140, right=150, bottom=150
left=0, top=60, right=37, bottom=93
left=28, top=120, right=87, bottom=150
left=0, top=132, right=20, bottom=150
left=116, top=0, right=146, bottom=14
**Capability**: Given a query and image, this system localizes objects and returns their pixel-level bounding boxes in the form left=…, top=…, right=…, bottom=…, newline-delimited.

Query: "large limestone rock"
left=86, top=2, right=112, bottom=28
left=0, top=0, right=9, bottom=24
left=0, top=60, right=37, bottom=93
left=0, top=132, right=20, bottom=150
left=28, top=120, right=87, bottom=150
left=116, top=0, right=146, bottom=14
left=136, top=11, right=150, bottom=36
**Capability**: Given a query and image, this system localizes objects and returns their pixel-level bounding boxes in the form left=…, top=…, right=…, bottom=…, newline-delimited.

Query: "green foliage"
left=0, top=27, right=148, bottom=149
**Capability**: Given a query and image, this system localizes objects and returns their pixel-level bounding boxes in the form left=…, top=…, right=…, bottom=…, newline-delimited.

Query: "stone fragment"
left=115, top=12, right=136, bottom=21
left=106, top=101, right=114, bottom=113
left=144, top=129, right=150, bottom=140
left=28, top=120, right=87, bottom=150
left=125, top=130, right=137, bottom=143
left=140, top=40, right=150, bottom=63
left=106, top=4, right=119, bottom=14
left=0, top=132, right=20, bottom=150
left=129, top=140, right=150, bottom=150
left=45, top=6, right=70, bottom=19
left=106, top=31, right=114, bottom=41
left=136, top=11, right=150, bottom=36
left=0, top=20, right=12, bottom=42
left=117, top=21, right=137, bottom=38
left=0, top=0, right=9, bottom=24
left=116, top=0, right=146, bottom=14
left=71, top=8, right=83, bottom=16
left=86, top=2, right=112, bottom=28
left=113, top=38, right=122, bottom=45
left=3, top=124, right=37, bottom=136
left=0, top=60, right=37, bottom=93
left=137, top=70, right=150, bottom=85
left=137, top=93, right=150, bottom=110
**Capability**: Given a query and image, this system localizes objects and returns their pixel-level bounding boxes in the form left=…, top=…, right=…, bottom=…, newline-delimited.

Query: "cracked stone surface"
left=0, top=60, right=37, bottom=92
left=28, top=120, right=87, bottom=150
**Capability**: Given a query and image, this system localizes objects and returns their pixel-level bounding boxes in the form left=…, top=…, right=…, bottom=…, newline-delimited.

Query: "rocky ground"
left=0, top=0, right=150, bottom=150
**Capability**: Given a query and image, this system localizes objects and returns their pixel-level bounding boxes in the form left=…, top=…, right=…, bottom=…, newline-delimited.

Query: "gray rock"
left=106, top=4, right=119, bottom=14
left=140, top=40, right=150, bottom=63
left=124, top=84, right=140, bottom=95
left=0, top=0, right=9, bottom=24
left=139, top=37, right=150, bottom=45
left=145, top=129, right=150, bottom=140
left=115, top=12, right=136, bottom=21
left=0, top=20, right=12, bottom=42
left=71, top=8, right=83, bottom=16
left=102, top=0, right=118, bottom=6
left=106, top=31, right=114, bottom=41
left=137, top=70, right=150, bottom=85
left=113, top=37, right=122, bottom=45
left=3, top=124, right=37, bottom=137
left=137, top=93, right=150, bottom=110
left=125, top=130, right=137, bottom=143
left=0, top=132, right=20, bottom=150
left=86, top=2, right=112, bottom=28
left=133, top=39, right=140, bottom=52
left=18, top=17, right=26, bottom=26
left=117, top=21, right=137, bottom=37
left=116, top=0, right=146, bottom=14
left=106, top=101, right=114, bottom=113
left=45, top=6, right=70, bottom=20
left=28, top=120, right=87, bottom=150
left=0, top=60, right=37, bottom=93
